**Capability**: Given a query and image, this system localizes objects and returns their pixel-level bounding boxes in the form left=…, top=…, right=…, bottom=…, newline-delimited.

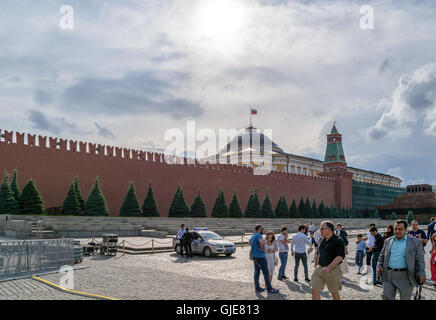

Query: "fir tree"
left=61, top=183, right=81, bottom=215
left=312, top=199, right=319, bottom=218
left=171, top=185, right=190, bottom=217
left=318, top=200, right=325, bottom=218
left=84, top=177, right=109, bottom=216
left=331, top=204, right=338, bottom=218
left=298, top=197, right=306, bottom=217
left=228, top=189, right=243, bottom=218
left=305, top=197, right=312, bottom=217
left=119, top=182, right=142, bottom=217
left=190, top=190, right=207, bottom=218
left=289, top=198, right=300, bottom=218
left=142, top=180, right=159, bottom=217
left=261, top=190, right=275, bottom=218
left=276, top=195, right=290, bottom=218
left=73, top=176, right=85, bottom=212
left=0, top=173, right=19, bottom=215
left=10, top=169, right=20, bottom=203
left=244, top=189, right=261, bottom=218
left=168, top=185, right=181, bottom=217
left=406, top=210, right=414, bottom=225
left=211, top=188, right=229, bottom=218
left=19, top=179, right=45, bottom=215
left=323, top=204, right=331, bottom=218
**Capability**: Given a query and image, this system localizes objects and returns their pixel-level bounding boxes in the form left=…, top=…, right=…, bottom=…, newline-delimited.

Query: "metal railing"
left=0, top=239, right=74, bottom=279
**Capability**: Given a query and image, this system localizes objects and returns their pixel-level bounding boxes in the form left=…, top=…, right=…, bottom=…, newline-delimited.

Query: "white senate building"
left=204, top=124, right=402, bottom=188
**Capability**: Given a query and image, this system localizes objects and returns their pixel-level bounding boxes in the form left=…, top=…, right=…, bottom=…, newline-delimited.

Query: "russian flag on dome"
left=251, top=108, right=257, bottom=115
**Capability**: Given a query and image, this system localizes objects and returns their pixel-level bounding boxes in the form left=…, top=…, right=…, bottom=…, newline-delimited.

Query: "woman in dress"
left=264, top=230, right=278, bottom=285
left=431, top=225, right=436, bottom=287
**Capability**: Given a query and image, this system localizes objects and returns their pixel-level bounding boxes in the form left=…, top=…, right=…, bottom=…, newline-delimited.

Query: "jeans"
left=294, top=252, right=309, bottom=280
left=253, top=257, right=272, bottom=291
left=179, top=239, right=184, bottom=256
left=355, top=250, right=364, bottom=273
left=184, top=243, right=192, bottom=258
left=366, top=250, right=373, bottom=266
left=372, top=252, right=380, bottom=284
left=278, top=252, right=288, bottom=278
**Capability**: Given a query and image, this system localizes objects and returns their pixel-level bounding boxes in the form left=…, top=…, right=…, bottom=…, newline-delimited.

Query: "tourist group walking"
left=249, top=217, right=434, bottom=300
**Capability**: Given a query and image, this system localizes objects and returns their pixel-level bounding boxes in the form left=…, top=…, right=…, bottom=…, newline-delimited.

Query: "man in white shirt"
left=291, top=225, right=313, bottom=282
left=277, top=227, right=291, bottom=280
left=308, top=222, right=316, bottom=236
left=363, top=223, right=376, bottom=274
left=312, top=229, right=322, bottom=262
left=176, top=224, right=186, bottom=256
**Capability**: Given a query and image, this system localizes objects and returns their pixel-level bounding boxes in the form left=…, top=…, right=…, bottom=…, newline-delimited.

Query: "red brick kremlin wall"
left=0, top=129, right=343, bottom=217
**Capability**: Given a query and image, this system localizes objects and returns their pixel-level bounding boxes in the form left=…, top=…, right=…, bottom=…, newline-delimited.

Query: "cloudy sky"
left=1, top=0, right=436, bottom=186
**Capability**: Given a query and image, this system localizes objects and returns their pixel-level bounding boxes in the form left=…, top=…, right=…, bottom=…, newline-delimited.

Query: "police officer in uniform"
left=182, top=227, right=194, bottom=258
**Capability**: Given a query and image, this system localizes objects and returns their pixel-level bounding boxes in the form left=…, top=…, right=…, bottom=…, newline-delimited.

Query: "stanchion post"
left=123, top=240, right=125, bottom=256
left=241, top=235, right=244, bottom=248
left=152, top=239, right=155, bottom=254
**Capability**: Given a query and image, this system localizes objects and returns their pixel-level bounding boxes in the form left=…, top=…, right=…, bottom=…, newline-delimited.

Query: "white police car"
left=172, top=228, right=236, bottom=257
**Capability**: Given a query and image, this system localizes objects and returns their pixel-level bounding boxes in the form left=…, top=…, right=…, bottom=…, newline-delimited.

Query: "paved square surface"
left=1, top=239, right=435, bottom=300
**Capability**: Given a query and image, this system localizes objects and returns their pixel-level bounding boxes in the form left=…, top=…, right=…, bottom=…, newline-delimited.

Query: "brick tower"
left=320, top=122, right=353, bottom=208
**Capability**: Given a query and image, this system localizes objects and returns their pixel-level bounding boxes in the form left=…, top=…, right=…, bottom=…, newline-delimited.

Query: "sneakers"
left=267, top=288, right=280, bottom=294
left=305, top=278, right=311, bottom=283
left=294, top=278, right=299, bottom=282
left=255, top=287, right=266, bottom=292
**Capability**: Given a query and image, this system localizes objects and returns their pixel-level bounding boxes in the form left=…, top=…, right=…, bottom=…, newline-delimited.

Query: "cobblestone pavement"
left=1, top=240, right=435, bottom=300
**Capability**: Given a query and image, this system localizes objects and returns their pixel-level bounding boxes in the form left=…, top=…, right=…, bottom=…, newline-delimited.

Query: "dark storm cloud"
left=34, top=89, right=52, bottom=105
left=61, top=71, right=203, bottom=118
left=94, top=122, right=116, bottom=139
left=28, top=109, right=77, bottom=135
left=403, top=80, right=435, bottom=111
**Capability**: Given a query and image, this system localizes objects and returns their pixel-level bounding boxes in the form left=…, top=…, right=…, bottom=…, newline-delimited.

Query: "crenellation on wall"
left=38, top=135, right=47, bottom=148
left=70, top=140, right=78, bottom=152
left=59, top=138, right=68, bottom=151
left=123, top=148, right=131, bottom=159
left=49, top=137, right=58, bottom=150
left=27, top=134, right=37, bottom=147
left=88, top=143, right=96, bottom=154
left=97, top=144, right=105, bottom=156
left=106, top=145, right=113, bottom=157
left=16, top=132, right=25, bottom=145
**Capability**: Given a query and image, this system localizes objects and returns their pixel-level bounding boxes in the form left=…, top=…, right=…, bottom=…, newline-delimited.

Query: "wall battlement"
left=0, top=128, right=335, bottom=184
left=1, top=128, right=341, bottom=216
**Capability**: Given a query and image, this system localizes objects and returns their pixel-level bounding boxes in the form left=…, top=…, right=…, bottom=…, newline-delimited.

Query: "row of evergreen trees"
left=0, top=170, right=387, bottom=219
left=166, top=186, right=357, bottom=219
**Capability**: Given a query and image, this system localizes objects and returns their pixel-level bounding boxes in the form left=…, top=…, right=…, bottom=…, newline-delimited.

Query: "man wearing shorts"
left=311, top=220, right=346, bottom=300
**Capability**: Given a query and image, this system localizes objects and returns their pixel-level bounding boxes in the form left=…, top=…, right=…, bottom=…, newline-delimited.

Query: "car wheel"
left=175, top=244, right=181, bottom=254
left=203, top=247, right=212, bottom=257
left=225, top=253, right=232, bottom=257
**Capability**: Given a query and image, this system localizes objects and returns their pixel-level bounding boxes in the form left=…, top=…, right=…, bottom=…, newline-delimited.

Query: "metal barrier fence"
left=0, top=239, right=74, bottom=279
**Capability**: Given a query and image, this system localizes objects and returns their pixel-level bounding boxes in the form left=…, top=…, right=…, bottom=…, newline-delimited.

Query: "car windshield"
left=200, top=232, right=223, bottom=240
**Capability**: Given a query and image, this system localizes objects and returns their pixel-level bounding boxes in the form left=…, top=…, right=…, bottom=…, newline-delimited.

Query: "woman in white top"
left=264, top=230, right=278, bottom=284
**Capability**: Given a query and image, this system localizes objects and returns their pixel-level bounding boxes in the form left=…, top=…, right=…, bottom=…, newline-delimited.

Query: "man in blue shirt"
left=377, top=220, right=426, bottom=300
left=249, top=224, right=279, bottom=294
